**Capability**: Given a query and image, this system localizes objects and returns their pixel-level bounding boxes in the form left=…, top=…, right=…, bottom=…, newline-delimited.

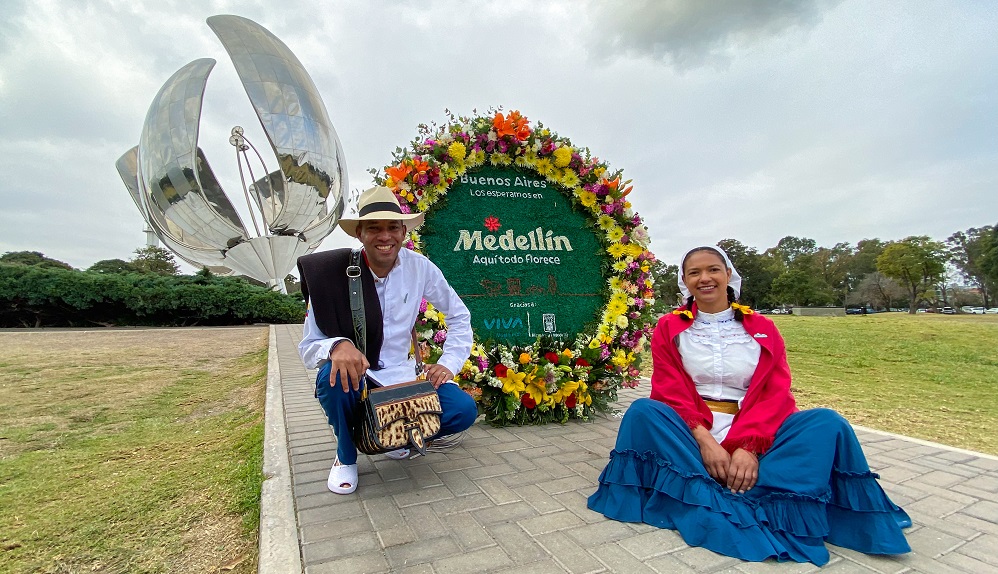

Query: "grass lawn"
left=641, top=313, right=998, bottom=456
left=0, top=327, right=268, bottom=574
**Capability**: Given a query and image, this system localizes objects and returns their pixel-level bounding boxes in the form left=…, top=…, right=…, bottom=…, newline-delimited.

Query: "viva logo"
left=483, top=317, right=524, bottom=330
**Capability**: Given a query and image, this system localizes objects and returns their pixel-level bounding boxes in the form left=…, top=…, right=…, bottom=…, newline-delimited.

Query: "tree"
left=981, top=227, right=998, bottom=295
left=649, top=259, right=680, bottom=312
left=130, top=246, right=179, bottom=275
left=716, top=238, right=777, bottom=309
left=846, top=272, right=905, bottom=310
left=87, top=259, right=139, bottom=274
left=877, top=236, right=947, bottom=314
left=0, top=251, right=74, bottom=270
left=765, top=236, right=818, bottom=268
left=947, top=226, right=996, bottom=307
left=768, top=268, right=833, bottom=307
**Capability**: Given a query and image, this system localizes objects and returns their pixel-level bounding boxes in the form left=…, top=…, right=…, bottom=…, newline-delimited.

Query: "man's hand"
left=726, top=448, right=759, bottom=494
left=423, top=364, right=454, bottom=389
left=329, top=340, right=369, bottom=392
left=692, top=425, right=730, bottom=485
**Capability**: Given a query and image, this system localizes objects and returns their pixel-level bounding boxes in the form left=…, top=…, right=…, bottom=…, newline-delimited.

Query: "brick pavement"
left=268, top=324, right=998, bottom=573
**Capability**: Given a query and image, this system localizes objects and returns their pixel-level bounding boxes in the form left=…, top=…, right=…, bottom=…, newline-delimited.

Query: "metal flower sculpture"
left=116, top=15, right=345, bottom=290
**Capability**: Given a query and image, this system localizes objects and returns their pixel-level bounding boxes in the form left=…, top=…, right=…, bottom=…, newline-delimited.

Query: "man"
left=297, top=186, right=478, bottom=494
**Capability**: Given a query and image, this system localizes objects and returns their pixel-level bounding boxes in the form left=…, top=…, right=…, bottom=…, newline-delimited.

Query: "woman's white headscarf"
left=677, top=245, right=743, bottom=300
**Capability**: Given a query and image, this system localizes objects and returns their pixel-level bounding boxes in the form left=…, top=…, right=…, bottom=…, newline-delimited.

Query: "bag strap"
left=347, top=248, right=366, bottom=357
left=412, top=327, right=425, bottom=380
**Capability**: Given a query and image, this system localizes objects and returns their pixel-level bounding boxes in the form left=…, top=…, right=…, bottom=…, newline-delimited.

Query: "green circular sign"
left=420, top=165, right=606, bottom=345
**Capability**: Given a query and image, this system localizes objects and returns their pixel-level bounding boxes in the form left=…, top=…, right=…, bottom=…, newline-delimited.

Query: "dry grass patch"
left=0, top=327, right=268, bottom=574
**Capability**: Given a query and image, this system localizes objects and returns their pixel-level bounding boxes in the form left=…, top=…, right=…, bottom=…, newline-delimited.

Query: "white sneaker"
left=384, top=448, right=410, bottom=460
left=327, top=458, right=358, bottom=494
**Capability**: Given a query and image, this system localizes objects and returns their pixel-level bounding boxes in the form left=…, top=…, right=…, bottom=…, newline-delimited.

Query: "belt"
left=703, top=399, right=740, bottom=415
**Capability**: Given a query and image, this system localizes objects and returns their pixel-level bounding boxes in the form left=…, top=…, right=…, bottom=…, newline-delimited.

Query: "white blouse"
left=677, top=307, right=761, bottom=442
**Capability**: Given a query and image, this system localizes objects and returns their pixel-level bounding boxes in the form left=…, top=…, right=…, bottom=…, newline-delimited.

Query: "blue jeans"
left=315, top=361, right=479, bottom=464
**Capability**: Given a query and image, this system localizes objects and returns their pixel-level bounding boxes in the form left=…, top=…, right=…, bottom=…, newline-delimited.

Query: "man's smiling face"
left=358, top=219, right=406, bottom=277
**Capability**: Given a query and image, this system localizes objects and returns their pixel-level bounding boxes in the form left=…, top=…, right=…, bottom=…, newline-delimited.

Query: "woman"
left=587, top=246, right=911, bottom=565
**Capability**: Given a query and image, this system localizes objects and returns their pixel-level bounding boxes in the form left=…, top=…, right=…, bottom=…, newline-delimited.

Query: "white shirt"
left=299, top=247, right=473, bottom=386
left=678, top=307, right=761, bottom=442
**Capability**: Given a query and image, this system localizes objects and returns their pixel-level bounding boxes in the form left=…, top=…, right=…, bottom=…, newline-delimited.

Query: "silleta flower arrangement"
left=372, top=108, right=658, bottom=425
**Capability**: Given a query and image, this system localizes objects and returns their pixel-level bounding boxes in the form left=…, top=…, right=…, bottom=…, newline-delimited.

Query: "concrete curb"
left=257, top=326, right=303, bottom=573
left=854, top=423, right=998, bottom=461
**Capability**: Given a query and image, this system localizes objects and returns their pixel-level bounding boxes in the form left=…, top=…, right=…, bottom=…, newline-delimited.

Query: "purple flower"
left=400, top=204, right=412, bottom=214
left=433, top=330, right=448, bottom=344
left=417, top=174, right=428, bottom=186
left=419, top=299, right=428, bottom=313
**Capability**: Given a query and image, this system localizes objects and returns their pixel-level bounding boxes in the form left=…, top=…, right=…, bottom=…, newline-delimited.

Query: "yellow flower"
left=588, top=337, right=601, bottom=350
left=611, top=349, right=628, bottom=367
left=606, top=226, right=624, bottom=243
left=519, top=352, right=532, bottom=364
left=468, top=150, right=486, bottom=166
left=490, top=153, right=512, bottom=166
left=500, top=370, right=526, bottom=397
left=608, top=243, right=627, bottom=259
left=559, top=169, right=579, bottom=188
left=577, top=191, right=597, bottom=207
left=597, top=215, right=615, bottom=231
left=448, top=141, right=467, bottom=161
left=535, top=157, right=553, bottom=176
left=561, top=349, right=574, bottom=358
left=616, top=315, right=629, bottom=329
left=553, top=146, right=573, bottom=167
left=624, top=244, right=644, bottom=258
left=612, top=260, right=628, bottom=272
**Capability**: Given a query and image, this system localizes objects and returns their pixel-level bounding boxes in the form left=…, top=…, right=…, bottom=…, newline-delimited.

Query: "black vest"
left=297, top=249, right=384, bottom=369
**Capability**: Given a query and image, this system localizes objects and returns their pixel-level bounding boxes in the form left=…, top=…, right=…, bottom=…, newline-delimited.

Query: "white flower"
left=487, top=130, right=497, bottom=142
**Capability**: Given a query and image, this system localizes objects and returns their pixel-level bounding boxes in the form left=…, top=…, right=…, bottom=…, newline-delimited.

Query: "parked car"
left=985, top=308, right=998, bottom=314
left=846, top=307, right=876, bottom=315
left=940, top=307, right=956, bottom=314
left=960, top=306, right=985, bottom=314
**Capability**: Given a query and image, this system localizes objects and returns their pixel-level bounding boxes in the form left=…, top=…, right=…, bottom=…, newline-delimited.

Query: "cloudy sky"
left=1, top=0, right=995, bottom=273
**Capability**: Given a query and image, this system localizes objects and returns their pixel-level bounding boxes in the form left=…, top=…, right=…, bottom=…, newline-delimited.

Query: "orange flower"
left=385, top=163, right=412, bottom=184
left=411, top=158, right=430, bottom=175
left=493, top=110, right=531, bottom=140
left=605, top=176, right=620, bottom=190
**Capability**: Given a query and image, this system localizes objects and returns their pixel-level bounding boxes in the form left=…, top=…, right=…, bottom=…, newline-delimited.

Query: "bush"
left=0, top=264, right=305, bottom=327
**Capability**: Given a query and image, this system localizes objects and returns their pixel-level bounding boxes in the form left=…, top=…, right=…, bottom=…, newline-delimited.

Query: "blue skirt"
left=587, top=399, right=911, bottom=565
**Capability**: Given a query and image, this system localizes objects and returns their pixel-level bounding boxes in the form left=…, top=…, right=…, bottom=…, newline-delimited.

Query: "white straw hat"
left=338, top=186, right=424, bottom=238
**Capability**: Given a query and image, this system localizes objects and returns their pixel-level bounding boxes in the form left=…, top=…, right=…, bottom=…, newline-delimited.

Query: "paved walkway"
left=262, top=324, right=998, bottom=573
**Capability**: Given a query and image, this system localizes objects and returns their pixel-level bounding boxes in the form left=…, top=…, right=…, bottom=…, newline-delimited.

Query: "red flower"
left=544, top=352, right=560, bottom=364
left=521, top=394, right=536, bottom=409
left=574, top=359, right=590, bottom=367
left=565, top=393, right=577, bottom=409
left=494, top=364, right=508, bottom=377
left=484, top=215, right=501, bottom=232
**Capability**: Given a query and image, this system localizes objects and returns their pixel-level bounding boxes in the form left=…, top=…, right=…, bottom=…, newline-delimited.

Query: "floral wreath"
left=373, top=108, right=658, bottom=426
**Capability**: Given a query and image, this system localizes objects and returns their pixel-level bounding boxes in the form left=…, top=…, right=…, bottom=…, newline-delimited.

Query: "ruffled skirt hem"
left=587, top=448, right=911, bottom=565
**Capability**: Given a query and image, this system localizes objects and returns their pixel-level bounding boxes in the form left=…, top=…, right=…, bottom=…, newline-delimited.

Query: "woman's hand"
left=726, top=448, right=759, bottom=494
left=692, top=425, right=731, bottom=485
